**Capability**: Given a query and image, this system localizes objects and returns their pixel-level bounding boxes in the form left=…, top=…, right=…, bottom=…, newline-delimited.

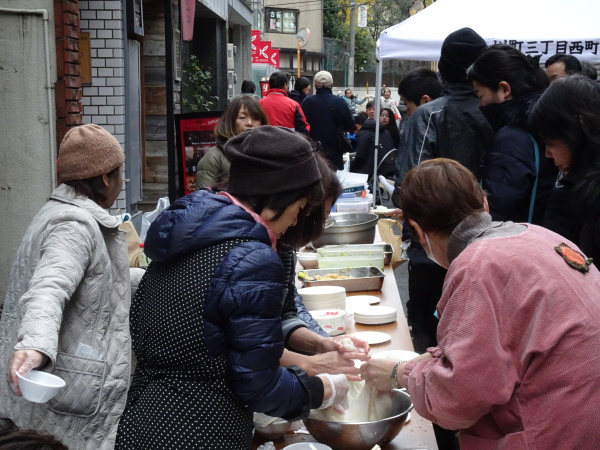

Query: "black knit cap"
left=438, top=27, right=487, bottom=84
left=224, top=125, right=321, bottom=196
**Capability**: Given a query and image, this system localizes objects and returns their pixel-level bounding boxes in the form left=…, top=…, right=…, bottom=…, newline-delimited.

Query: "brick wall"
left=54, top=0, right=83, bottom=148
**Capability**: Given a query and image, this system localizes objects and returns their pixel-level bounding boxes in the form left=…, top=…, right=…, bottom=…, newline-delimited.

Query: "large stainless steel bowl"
left=312, top=213, right=378, bottom=248
left=303, top=390, right=413, bottom=450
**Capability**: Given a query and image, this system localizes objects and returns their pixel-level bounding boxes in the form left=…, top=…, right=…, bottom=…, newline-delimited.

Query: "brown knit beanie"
left=224, top=125, right=321, bottom=196
left=57, top=124, right=124, bottom=182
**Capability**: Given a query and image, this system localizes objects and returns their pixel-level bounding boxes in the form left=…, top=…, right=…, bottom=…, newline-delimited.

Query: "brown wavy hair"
left=215, top=96, right=268, bottom=144
left=400, top=158, right=486, bottom=235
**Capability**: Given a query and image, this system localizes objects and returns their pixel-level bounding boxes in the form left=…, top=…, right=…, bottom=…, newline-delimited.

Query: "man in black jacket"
left=302, top=71, right=355, bottom=170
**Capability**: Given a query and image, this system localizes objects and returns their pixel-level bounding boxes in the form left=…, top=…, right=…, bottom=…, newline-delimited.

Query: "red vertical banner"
left=181, top=0, right=196, bottom=41
left=251, top=30, right=261, bottom=58
left=253, top=41, right=271, bottom=64
left=269, top=49, right=280, bottom=69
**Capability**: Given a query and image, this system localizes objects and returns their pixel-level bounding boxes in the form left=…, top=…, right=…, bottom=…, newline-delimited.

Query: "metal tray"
left=318, top=243, right=394, bottom=265
left=298, top=266, right=385, bottom=292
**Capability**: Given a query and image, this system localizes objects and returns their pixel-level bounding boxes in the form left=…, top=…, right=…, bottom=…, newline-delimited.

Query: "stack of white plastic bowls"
left=297, top=286, right=346, bottom=311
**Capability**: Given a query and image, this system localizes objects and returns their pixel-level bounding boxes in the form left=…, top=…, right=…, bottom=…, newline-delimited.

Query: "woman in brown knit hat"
left=0, top=124, right=142, bottom=449
left=115, top=126, right=351, bottom=450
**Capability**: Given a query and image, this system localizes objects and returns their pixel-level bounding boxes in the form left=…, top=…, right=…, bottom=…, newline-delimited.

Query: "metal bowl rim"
left=304, top=390, right=414, bottom=426
left=327, top=213, right=378, bottom=228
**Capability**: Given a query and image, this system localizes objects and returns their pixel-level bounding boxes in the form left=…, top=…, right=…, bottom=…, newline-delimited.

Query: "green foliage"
left=323, top=0, right=348, bottom=39
left=182, top=56, right=218, bottom=112
left=366, top=0, right=413, bottom=41
left=323, top=0, right=376, bottom=72
left=355, top=28, right=376, bottom=70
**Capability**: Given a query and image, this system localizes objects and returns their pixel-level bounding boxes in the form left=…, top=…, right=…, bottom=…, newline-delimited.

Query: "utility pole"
left=348, top=0, right=356, bottom=87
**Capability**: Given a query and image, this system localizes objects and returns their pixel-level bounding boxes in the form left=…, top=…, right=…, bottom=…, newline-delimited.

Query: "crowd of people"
left=1, top=24, right=600, bottom=450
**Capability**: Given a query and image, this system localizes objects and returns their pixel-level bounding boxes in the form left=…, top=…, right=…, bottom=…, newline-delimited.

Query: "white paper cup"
left=17, top=370, right=66, bottom=403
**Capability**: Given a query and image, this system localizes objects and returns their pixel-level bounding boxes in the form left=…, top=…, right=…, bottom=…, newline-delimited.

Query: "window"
left=265, top=8, right=298, bottom=34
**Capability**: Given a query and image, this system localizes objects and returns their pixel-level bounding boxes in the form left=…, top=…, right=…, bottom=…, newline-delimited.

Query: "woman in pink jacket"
left=360, top=158, right=600, bottom=449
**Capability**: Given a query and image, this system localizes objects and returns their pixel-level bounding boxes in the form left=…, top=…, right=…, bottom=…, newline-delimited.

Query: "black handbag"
left=322, top=95, right=352, bottom=153
left=336, top=126, right=353, bottom=153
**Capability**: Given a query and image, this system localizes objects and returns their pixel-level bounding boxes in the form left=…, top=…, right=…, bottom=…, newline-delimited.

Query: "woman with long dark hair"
left=467, top=44, right=555, bottom=224
left=529, top=74, right=600, bottom=264
left=380, top=107, right=400, bottom=149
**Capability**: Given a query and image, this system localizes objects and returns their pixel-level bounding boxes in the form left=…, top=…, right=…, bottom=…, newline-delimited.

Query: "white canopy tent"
left=371, top=0, right=600, bottom=205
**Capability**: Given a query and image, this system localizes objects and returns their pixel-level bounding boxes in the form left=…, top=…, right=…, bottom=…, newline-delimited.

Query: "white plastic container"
left=334, top=198, right=371, bottom=213
left=17, top=370, right=66, bottom=403
left=317, top=249, right=385, bottom=271
left=309, top=309, right=347, bottom=336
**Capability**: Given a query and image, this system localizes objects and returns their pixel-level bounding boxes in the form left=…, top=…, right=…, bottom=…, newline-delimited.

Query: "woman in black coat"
left=380, top=107, right=400, bottom=149
left=350, top=118, right=396, bottom=179
left=289, top=77, right=311, bottom=105
left=529, top=75, right=600, bottom=266
left=467, top=44, right=556, bottom=225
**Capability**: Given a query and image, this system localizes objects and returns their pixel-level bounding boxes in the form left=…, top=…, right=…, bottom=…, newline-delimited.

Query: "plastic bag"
left=118, top=221, right=144, bottom=267
left=391, top=103, right=401, bottom=120
left=139, top=197, right=170, bottom=243
left=377, top=218, right=407, bottom=269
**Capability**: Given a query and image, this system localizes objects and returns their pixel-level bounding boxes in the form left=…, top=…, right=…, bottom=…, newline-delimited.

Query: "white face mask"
left=424, top=233, right=442, bottom=266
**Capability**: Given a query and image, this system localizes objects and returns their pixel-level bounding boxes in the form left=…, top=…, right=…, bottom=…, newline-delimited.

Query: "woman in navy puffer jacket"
left=467, top=44, right=557, bottom=224
left=116, top=126, right=349, bottom=450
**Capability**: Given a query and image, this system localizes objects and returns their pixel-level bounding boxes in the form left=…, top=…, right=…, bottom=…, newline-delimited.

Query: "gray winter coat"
left=0, top=184, right=135, bottom=449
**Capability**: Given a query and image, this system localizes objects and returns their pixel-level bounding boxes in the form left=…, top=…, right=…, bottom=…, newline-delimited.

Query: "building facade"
left=0, top=0, right=254, bottom=302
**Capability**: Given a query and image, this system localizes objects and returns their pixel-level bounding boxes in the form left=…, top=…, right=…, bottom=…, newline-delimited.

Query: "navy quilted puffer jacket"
left=140, top=190, right=321, bottom=418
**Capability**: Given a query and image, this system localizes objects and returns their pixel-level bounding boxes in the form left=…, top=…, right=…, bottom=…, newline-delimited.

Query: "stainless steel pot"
left=312, top=213, right=378, bottom=248
left=303, top=389, right=413, bottom=450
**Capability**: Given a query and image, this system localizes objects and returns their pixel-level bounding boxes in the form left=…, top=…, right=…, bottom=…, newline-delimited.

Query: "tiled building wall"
left=78, top=0, right=127, bottom=214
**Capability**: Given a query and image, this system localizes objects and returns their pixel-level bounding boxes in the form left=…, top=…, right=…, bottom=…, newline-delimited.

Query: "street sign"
left=358, top=5, right=368, bottom=28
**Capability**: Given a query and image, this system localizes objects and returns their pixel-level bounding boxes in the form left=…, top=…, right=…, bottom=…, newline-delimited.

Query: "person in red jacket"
left=259, top=72, right=310, bottom=135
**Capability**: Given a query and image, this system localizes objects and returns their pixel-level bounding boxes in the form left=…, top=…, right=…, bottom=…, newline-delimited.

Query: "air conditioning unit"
left=227, top=43, right=236, bottom=70
left=227, top=70, right=236, bottom=100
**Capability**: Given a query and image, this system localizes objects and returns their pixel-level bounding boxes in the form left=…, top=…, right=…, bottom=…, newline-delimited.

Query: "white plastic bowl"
left=17, top=370, right=66, bottom=403
left=296, top=252, right=318, bottom=269
left=283, top=443, right=332, bottom=450
left=253, top=413, right=292, bottom=440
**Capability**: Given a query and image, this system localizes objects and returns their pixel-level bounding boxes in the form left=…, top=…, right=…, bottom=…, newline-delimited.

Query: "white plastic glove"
left=317, top=373, right=349, bottom=411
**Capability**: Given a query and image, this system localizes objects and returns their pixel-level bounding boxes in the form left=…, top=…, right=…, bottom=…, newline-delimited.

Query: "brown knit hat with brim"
left=57, top=124, right=124, bottom=182
left=224, top=125, right=321, bottom=196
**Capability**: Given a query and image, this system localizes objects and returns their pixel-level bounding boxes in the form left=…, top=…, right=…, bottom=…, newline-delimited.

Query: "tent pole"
left=372, top=58, right=383, bottom=208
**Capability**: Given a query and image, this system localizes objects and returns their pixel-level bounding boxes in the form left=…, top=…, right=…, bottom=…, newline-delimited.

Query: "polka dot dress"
left=115, top=239, right=254, bottom=449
